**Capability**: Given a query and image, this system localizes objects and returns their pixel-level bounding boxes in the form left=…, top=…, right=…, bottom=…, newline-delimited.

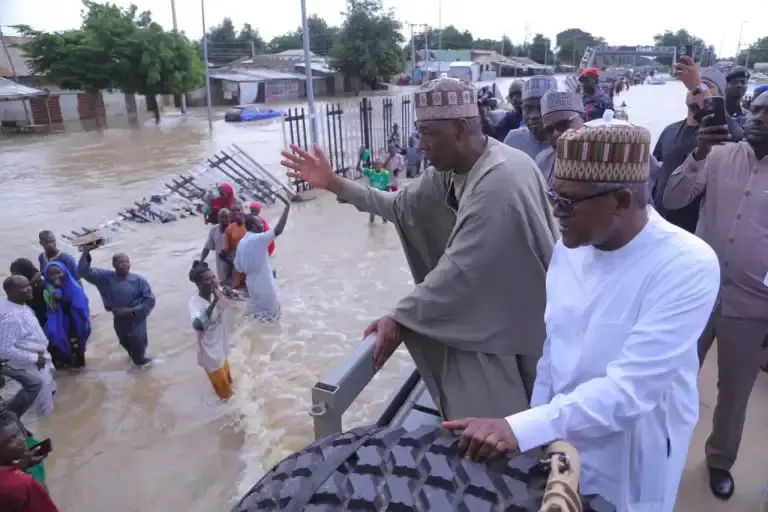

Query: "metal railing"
left=309, top=334, right=423, bottom=440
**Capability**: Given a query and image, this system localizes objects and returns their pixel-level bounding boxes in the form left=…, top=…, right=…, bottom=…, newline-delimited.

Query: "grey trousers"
left=698, top=306, right=768, bottom=470
left=0, top=365, right=43, bottom=418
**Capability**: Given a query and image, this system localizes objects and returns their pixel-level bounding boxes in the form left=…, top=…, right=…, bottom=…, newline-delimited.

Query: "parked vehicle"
left=224, top=105, right=282, bottom=123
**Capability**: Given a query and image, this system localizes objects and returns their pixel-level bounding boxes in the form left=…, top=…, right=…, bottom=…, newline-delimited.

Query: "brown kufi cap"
left=554, top=111, right=651, bottom=183
left=414, top=77, right=479, bottom=121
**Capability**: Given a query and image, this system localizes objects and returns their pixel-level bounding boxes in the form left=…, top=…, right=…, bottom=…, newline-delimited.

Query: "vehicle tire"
left=233, top=424, right=616, bottom=512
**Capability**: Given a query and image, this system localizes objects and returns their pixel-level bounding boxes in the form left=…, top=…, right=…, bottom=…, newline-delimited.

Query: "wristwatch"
left=690, top=83, right=709, bottom=96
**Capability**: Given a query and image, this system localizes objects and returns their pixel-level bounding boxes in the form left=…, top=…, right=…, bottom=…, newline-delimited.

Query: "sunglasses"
left=546, top=188, right=622, bottom=216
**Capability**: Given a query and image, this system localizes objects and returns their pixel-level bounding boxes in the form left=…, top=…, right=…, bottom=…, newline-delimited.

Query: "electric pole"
left=437, top=0, right=442, bottom=52
left=300, top=0, right=318, bottom=146
left=406, top=23, right=429, bottom=82
left=736, top=20, right=747, bottom=61
left=201, top=0, right=213, bottom=133
left=171, top=0, right=186, bottom=113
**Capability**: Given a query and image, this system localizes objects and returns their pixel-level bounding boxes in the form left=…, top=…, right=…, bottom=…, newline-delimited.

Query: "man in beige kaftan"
left=281, top=78, right=558, bottom=419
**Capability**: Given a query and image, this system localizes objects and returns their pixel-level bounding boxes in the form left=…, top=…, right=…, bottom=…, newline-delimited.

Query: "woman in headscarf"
left=205, top=183, right=236, bottom=224
left=9, top=259, right=47, bottom=329
left=42, top=262, right=91, bottom=369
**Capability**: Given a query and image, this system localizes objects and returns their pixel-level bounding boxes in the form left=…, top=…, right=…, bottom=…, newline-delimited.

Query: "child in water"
left=362, top=162, right=391, bottom=224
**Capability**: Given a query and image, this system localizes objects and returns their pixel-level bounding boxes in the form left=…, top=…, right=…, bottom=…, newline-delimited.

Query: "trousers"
left=0, top=365, right=43, bottom=418
left=698, top=306, right=768, bottom=470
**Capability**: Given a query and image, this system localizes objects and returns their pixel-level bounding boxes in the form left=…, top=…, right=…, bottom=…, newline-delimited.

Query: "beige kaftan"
left=338, top=138, right=559, bottom=419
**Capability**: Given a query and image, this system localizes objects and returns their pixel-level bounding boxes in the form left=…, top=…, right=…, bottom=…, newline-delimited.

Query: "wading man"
left=281, top=77, right=558, bottom=420
left=444, top=119, right=720, bottom=512
left=663, top=78, right=768, bottom=501
left=78, top=247, right=155, bottom=366
left=503, top=75, right=558, bottom=160
left=579, top=67, right=614, bottom=120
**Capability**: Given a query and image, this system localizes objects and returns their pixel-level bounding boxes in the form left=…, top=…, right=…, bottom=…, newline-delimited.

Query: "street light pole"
left=736, top=20, right=747, bottom=61
left=170, top=0, right=187, bottom=113
left=300, top=0, right=318, bottom=147
left=200, top=0, right=213, bottom=133
left=437, top=0, right=442, bottom=52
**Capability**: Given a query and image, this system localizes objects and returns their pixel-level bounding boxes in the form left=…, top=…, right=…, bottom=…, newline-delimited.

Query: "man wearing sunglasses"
left=443, top=120, right=720, bottom=511
left=534, top=91, right=587, bottom=187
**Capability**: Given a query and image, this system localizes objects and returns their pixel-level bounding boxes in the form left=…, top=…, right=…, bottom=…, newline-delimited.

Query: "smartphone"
left=677, top=44, right=694, bottom=61
left=29, top=438, right=53, bottom=457
left=708, top=96, right=727, bottom=126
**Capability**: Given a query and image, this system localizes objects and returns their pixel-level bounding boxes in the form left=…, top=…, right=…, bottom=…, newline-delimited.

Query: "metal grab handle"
left=310, top=334, right=377, bottom=440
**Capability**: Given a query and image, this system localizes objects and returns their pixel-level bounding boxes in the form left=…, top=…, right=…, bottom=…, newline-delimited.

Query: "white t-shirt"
left=188, top=294, right=231, bottom=372
left=234, top=230, right=279, bottom=316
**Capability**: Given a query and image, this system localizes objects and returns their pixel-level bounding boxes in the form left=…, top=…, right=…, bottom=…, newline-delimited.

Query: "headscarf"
left=249, top=202, right=262, bottom=215
left=211, top=183, right=235, bottom=211
left=43, top=261, right=91, bottom=356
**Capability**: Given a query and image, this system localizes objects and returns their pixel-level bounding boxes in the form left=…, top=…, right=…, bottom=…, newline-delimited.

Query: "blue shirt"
left=503, top=127, right=549, bottom=160
left=77, top=253, right=155, bottom=320
left=39, top=251, right=79, bottom=281
left=583, top=92, right=614, bottom=121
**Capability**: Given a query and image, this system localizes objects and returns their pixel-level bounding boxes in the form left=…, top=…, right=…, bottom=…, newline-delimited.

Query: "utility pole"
left=523, top=24, right=531, bottom=59
left=437, top=0, right=442, bottom=52
left=736, top=20, right=747, bottom=60
left=251, top=41, right=257, bottom=59
left=171, top=0, right=186, bottom=113
left=200, top=0, right=213, bottom=133
left=424, top=27, right=430, bottom=79
left=300, top=0, right=318, bottom=146
left=407, top=23, right=429, bottom=82
left=410, top=25, right=416, bottom=77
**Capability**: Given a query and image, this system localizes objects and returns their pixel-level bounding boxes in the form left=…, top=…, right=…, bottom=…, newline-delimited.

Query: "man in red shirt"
left=0, top=416, right=59, bottom=511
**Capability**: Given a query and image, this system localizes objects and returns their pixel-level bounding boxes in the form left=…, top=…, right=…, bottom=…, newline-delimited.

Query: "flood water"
left=1, top=77, right=766, bottom=512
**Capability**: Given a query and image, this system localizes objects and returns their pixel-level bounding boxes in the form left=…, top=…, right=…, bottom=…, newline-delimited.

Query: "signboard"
left=593, top=46, right=676, bottom=56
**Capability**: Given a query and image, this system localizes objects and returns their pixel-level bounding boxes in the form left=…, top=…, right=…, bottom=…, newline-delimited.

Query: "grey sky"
left=1, top=0, right=763, bottom=58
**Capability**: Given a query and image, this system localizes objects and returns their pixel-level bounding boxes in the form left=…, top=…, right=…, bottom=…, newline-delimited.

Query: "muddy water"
left=0, top=78, right=764, bottom=512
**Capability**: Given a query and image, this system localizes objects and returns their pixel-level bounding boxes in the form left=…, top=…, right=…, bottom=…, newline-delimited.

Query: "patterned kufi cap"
left=522, top=75, right=558, bottom=101
left=554, top=110, right=651, bottom=183
left=541, top=91, right=585, bottom=117
left=700, top=67, right=726, bottom=95
left=414, top=77, right=479, bottom=121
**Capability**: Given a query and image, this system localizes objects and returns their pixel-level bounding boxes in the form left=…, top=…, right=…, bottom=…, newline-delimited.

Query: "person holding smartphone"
left=663, top=58, right=768, bottom=501
left=0, top=415, right=59, bottom=511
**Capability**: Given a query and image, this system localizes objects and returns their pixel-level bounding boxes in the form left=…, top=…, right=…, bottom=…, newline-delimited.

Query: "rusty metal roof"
left=0, top=36, right=34, bottom=77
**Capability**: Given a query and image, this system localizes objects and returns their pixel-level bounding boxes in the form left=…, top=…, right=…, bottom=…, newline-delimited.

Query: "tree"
left=330, top=0, right=404, bottom=89
left=470, top=36, right=515, bottom=57
left=14, top=0, right=204, bottom=123
left=206, top=17, right=265, bottom=64
left=555, top=29, right=606, bottom=65
left=528, top=33, right=552, bottom=64
left=404, top=25, right=473, bottom=52
left=737, top=36, right=768, bottom=67
left=267, top=15, right=339, bottom=56
left=653, top=29, right=708, bottom=65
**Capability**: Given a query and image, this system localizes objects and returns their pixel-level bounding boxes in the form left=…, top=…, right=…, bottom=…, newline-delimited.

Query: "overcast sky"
left=1, top=0, right=763, bottom=57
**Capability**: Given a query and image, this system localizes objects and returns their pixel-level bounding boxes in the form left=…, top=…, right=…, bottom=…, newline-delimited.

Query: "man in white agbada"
left=443, top=115, right=721, bottom=511
left=0, top=276, right=55, bottom=418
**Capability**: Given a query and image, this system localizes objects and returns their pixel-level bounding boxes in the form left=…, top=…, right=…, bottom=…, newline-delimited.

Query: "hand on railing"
left=366, top=316, right=401, bottom=371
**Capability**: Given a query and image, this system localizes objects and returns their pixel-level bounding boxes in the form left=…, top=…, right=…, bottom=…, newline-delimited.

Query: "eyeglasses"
left=546, top=188, right=621, bottom=216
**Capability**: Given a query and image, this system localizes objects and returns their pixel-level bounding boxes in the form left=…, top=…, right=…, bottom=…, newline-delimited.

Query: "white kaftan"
left=506, top=209, right=720, bottom=511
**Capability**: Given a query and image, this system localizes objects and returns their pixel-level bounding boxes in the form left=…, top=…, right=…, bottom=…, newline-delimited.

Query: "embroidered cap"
left=554, top=110, right=651, bottom=183
left=414, top=77, right=479, bottom=121
left=522, top=75, right=558, bottom=101
left=541, top=91, right=585, bottom=117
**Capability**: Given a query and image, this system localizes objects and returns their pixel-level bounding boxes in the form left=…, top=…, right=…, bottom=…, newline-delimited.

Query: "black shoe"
left=708, top=466, right=734, bottom=500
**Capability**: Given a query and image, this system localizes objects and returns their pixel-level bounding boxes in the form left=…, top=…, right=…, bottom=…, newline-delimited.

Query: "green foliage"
left=470, top=37, right=515, bottom=58
left=268, top=15, right=339, bottom=56
left=528, top=34, right=552, bottom=64
left=330, top=0, right=405, bottom=87
left=737, top=37, right=768, bottom=67
left=653, top=29, right=712, bottom=65
left=205, top=18, right=266, bottom=64
left=11, top=0, right=204, bottom=119
left=555, top=29, right=606, bottom=65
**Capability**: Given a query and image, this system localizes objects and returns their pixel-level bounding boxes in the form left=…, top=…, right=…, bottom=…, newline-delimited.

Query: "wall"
left=265, top=79, right=300, bottom=103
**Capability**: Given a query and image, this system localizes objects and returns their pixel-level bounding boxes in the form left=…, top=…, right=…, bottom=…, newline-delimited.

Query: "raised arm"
left=271, top=202, right=291, bottom=238
left=77, top=250, right=112, bottom=288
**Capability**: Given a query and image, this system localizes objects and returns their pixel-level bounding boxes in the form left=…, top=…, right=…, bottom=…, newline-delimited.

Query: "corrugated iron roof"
left=0, top=77, right=46, bottom=101
left=0, top=36, right=33, bottom=77
left=209, top=73, right=264, bottom=83
left=294, top=62, right=335, bottom=75
left=229, top=68, right=305, bottom=80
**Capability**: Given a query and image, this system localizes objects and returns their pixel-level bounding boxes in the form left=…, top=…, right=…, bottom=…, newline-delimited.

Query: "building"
left=0, top=35, right=172, bottom=126
left=202, top=68, right=307, bottom=105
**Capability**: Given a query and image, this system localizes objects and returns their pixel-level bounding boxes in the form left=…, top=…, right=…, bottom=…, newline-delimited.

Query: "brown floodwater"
left=1, top=78, right=767, bottom=512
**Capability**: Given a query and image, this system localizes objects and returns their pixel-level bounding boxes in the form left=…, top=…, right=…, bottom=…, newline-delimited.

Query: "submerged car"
left=224, top=104, right=282, bottom=122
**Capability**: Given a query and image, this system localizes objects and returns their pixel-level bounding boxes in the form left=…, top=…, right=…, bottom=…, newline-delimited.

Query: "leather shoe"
left=708, top=466, right=734, bottom=500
